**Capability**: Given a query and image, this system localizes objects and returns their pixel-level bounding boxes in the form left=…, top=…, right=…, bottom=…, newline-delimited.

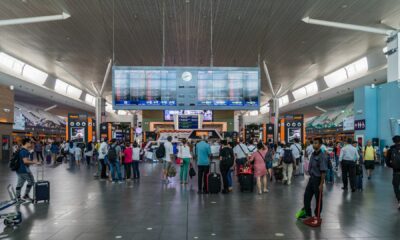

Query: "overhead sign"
left=112, top=66, right=260, bottom=110
left=354, top=119, right=366, bottom=130
left=343, top=116, right=355, bottom=131
left=178, top=115, right=199, bottom=130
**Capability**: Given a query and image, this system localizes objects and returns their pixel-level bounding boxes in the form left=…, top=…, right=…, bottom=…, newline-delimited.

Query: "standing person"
left=280, top=143, right=296, bottom=185
left=123, top=142, right=133, bottom=180
left=219, top=140, right=234, bottom=194
left=227, top=142, right=236, bottom=192
left=301, top=138, right=328, bottom=220
left=50, top=142, right=59, bottom=165
left=98, top=138, right=109, bottom=180
left=385, top=135, right=400, bottom=210
left=290, top=138, right=303, bottom=176
left=162, top=136, right=174, bottom=183
left=132, top=141, right=142, bottom=179
left=68, top=141, right=75, bottom=164
left=233, top=138, right=249, bottom=175
left=34, top=141, right=44, bottom=163
left=15, top=138, right=39, bottom=202
left=84, top=141, right=94, bottom=166
left=196, top=136, right=211, bottom=194
left=247, top=141, right=257, bottom=155
left=249, top=142, right=269, bottom=194
left=383, top=145, right=389, bottom=166
left=334, top=142, right=341, bottom=170
left=363, top=140, right=377, bottom=180
left=339, top=138, right=359, bottom=192
left=179, top=139, right=192, bottom=185
left=108, top=139, right=123, bottom=183
left=210, top=140, right=221, bottom=174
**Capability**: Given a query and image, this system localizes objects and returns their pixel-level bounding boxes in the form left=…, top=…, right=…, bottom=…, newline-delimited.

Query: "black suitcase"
left=239, top=174, right=254, bottom=192
left=34, top=165, right=50, bottom=203
left=207, top=162, right=221, bottom=194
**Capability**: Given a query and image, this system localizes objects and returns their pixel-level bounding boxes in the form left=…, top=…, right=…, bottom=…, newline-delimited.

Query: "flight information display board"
left=178, top=115, right=199, bottom=129
left=113, top=66, right=260, bottom=110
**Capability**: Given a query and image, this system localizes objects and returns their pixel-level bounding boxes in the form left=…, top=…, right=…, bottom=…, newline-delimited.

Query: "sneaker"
left=22, top=195, right=33, bottom=202
left=341, top=187, right=348, bottom=191
left=263, top=189, right=269, bottom=193
left=118, top=181, right=124, bottom=184
left=16, top=197, right=25, bottom=204
left=287, top=181, right=292, bottom=185
left=112, top=181, right=116, bottom=184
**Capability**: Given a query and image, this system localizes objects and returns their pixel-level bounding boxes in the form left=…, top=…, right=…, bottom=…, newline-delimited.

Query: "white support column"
left=387, top=33, right=400, bottom=82
left=95, top=97, right=105, bottom=141
left=273, top=97, right=279, bottom=143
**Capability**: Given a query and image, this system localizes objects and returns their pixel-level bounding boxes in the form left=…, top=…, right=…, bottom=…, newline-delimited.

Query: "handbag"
left=189, top=163, right=196, bottom=178
left=176, top=157, right=182, bottom=165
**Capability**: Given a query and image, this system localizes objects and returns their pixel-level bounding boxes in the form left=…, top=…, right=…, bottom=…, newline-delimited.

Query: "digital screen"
left=288, top=128, right=301, bottom=143
left=178, top=115, right=199, bottom=129
left=113, top=67, right=259, bottom=110
left=164, top=110, right=213, bottom=121
left=71, top=127, right=85, bottom=142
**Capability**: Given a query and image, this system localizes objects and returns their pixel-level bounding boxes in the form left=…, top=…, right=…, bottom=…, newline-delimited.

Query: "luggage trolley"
left=0, top=185, right=22, bottom=227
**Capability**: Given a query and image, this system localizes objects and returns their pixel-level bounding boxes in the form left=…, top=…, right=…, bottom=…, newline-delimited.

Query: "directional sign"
left=354, top=119, right=366, bottom=130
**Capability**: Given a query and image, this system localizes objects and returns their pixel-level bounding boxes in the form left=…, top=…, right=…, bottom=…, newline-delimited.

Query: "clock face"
left=181, top=71, right=192, bottom=82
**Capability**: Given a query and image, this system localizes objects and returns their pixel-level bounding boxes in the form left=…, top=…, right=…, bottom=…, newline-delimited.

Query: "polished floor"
left=0, top=160, right=399, bottom=240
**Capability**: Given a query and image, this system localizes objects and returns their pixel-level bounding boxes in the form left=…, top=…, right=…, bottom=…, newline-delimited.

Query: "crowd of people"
left=10, top=134, right=400, bottom=218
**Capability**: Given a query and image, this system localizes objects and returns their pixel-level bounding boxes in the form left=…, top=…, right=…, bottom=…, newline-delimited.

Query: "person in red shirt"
left=122, top=143, right=133, bottom=180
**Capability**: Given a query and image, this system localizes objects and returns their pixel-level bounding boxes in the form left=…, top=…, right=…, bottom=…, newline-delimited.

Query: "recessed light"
left=341, top=4, right=348, bottom=8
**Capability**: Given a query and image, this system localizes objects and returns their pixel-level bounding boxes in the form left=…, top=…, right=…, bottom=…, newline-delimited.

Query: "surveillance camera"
left=9, top=85, right=14, bottom=90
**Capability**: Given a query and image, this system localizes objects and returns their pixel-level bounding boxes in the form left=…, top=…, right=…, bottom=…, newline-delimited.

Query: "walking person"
left=385, top=135, right=400, bottom=210
left=123, top=142, right=133, bottom=180
left=290, top=138, right=303, bottom=176
left=179, top=139, right=192, bottom=185
left=50, top=142, right=59, bottom=165
left=162, top=136, right=174, bottom=183
left=363, top=140, right=377, bottom=180
left=280, top=143, right=296, bottom=185
left=339, top=138, right=360, bottom=192
left=75, top=144, right=82, bottom=167
left=34, top=141, right=44, bottom=163
left=68, top=141, right=75, bottom=164
left=196, top=136, right=211, bottom=194
left=219, top=140, right=234, bottom=194
left=132, top=141, right=142, bottom=179
left=84, top=141, right=94, bottom=166
left=249, top=142, right=269, bottom=194
left=301, top=138, right=328, bottom=220
left=227, top=142, right=236, bottom=192
left=15, top=138, right=40, bottom=202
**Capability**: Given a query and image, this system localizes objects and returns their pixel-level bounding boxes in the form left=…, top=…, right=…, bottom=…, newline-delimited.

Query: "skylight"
left=324, top=68, right=347, bottom=88
left=279, top=95, right=289, bottom=107
left=304, top=81, right=318, bottom=96
left=260, top=104, right=270, bottom=114
left=22, top=64, right=48, bottom=85
left=324, top=57, right=368, bottom=88
left=55, top=79, right=69, bottom=94
left=0, top=52, right=25, bottom=74
left=66, top=84, right=82, bottom=99
left=85, top=94, right=95, bottom=106
left=292, top=87, right=307, bottom=100
left=55, top=79, right=82, bottom=99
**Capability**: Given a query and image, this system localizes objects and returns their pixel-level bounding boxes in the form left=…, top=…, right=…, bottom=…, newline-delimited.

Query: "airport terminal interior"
left=0, top=0, right=400, bottom=239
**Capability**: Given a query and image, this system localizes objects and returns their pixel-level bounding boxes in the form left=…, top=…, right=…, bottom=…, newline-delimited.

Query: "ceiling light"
left=0, top=12, right=70, bottom=27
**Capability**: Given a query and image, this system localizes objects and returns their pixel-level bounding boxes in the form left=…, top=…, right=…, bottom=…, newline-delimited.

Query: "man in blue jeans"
left=196, top=137, right=211, bottom=194
left=15, top=138, right=40, bottom=202
left=108, top=139, right=123, bottom=183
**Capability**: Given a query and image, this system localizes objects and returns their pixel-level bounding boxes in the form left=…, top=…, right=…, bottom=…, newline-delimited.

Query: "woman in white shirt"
left=178, top=139, right=192, bottom=184
left=132, top=142, right=142, bottom=179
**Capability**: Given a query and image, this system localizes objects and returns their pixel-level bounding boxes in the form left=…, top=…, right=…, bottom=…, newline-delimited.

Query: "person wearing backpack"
left=12, top=138, right=40, bottom=202
left=280, top=143, right=296, bottom=185
left=219, top=140, right=234, bottom=194
left=386, top=135, right=400, bottom=210
left=108, top=139, right=123, bottom=183
left=249, top=142, right=269, bottom=194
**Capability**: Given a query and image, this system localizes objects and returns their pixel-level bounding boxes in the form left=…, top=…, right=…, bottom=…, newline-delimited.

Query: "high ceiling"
left=0, top=0, right=399, bottom=104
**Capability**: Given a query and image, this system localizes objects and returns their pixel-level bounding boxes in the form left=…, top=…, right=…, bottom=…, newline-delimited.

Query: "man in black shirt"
left=386, top=135, right=400, bottom=210
left=219, top=140, right=234, bottom=194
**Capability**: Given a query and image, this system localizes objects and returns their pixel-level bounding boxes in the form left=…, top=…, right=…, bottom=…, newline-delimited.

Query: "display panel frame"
left=112, top=66, right=260, bottom=110
left=164, top=110, right=213, bottom=122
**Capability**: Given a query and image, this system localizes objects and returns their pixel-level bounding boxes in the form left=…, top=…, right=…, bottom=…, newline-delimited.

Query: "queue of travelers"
left=10, top=134, right=400, bottom=211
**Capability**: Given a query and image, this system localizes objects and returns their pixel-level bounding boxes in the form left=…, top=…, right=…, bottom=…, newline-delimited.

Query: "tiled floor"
left=0, top=161, right=399, bottom=240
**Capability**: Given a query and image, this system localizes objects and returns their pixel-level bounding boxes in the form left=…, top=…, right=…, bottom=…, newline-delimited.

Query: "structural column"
left=95, top=97, right=105, bottom=141
left=387, top=32, right=400, bottom=82
left=272, top=97, right=279, bottom=144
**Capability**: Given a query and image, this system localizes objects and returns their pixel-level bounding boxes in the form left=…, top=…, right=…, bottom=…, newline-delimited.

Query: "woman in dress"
left=249, top=142, right=269, bottom=195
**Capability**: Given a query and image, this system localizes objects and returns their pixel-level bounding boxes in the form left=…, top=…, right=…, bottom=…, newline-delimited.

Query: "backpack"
left=283, top=149, right=294, bottom=164
left=221, top=148, right=233, bottom=168
left=156, top=143, right=166, bottom=159
left=389, top=145, right=400, bottom=170
left=265, top=150, right=273, bottom=163
left=108, top=145, right=118, bottom=163
left=9, top=150, right=21, bottom=171
left=167, top=165, right=177, bottom=177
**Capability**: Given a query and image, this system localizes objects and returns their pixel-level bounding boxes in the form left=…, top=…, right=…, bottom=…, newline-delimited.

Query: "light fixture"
left=0, top=12, right=70, bottom=27
left=302, top=16, right=395, bottom=36
left=315, top=106, right=327, bottom=113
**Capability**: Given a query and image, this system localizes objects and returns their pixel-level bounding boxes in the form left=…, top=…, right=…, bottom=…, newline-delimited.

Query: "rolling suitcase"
left=207, top=162, right=221, bottom=194
left=273, top=166, right=283, bottom=181
left=34, top=165, right=50, bottom=204
left=239, top=173, right=254, bottom=192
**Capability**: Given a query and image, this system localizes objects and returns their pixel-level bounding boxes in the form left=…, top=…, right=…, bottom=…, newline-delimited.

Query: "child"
left=75, top=145, right=82, bottom=167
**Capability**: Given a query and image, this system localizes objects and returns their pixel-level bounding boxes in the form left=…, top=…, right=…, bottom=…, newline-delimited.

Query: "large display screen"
left=164, top=110, right=212, bottom=121
left=71, top=127, right=85, bottom=142
left=178, top=115, right=199, bottom=129
left=113, top=67, right=259, bottom=110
